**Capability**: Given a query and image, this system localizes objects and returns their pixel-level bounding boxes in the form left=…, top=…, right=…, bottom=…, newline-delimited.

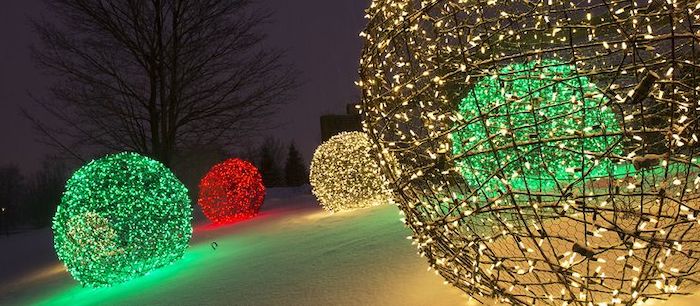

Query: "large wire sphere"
left=53, top=152, right=192, bottom=287
left=310, top=131, right=392, bottom=212
left=359, top=1, right=700, bottom=305
left=198, top=158, right=266, bottom=224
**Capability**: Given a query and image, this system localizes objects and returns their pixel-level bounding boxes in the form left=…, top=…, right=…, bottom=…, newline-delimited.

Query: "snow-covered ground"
left=3, top=187, right=700, bottom=305
left=0, top=187, right=469, bottom=305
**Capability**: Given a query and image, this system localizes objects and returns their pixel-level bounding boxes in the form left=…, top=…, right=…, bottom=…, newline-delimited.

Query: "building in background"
left=320, top=104, right=361, bottom=141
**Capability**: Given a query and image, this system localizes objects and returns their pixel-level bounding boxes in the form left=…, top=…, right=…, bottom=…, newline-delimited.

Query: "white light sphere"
left=310, top=132, right=392, bottom=212
left=359, top=0, right=700, bottom=305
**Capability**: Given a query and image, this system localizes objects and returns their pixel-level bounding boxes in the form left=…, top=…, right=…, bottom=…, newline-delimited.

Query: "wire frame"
left=359, top=1, right=700, bottom=305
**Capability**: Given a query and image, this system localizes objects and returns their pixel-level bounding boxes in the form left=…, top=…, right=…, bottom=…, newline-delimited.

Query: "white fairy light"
left=359, top=0, right=700, bottom=305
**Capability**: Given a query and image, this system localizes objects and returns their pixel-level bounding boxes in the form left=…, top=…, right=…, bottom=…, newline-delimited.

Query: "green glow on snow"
left=27, top=205, right=414, bottom=306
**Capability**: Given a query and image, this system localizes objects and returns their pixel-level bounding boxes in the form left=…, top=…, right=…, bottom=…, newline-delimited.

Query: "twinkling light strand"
left=53, top=152, right=192, bottom=287
left=198, top=158, right=265, bottom=224
left=453, top=59, right=627, bottom=195
left=310, top=132, right=393, bottom=212
left=359, top=1, right=700, bottom=305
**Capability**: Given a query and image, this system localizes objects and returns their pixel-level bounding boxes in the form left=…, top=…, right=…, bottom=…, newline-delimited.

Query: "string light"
left=53, top=152, right=192, bottom=287
left=453, top=59, right=627, bottom=195
left=359, top=1, right=700, bottom=305
left=198, top=158, right=265, bottom=224
left=310, top=131, right=392, bottom=212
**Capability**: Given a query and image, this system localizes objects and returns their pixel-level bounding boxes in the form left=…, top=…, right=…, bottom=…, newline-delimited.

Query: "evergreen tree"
left=284, top=143, right=308, bottom=187
left=259, top=139, right=284, bottom=187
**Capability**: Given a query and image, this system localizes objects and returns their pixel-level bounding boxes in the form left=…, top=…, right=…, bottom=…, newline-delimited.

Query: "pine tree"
left=284, top=143, right=308, bottom=187
left=259, top=139, right=284, bottom=187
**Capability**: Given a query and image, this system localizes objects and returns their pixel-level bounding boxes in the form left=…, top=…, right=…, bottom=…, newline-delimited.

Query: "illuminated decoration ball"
left=453, top=59, right=626, bottom=196
left=53, top=152, right=192, bottom=287
left=198, top=158, right=265, bottom=224
left=310, top=131, right=392, bottom=212
left=360, top=1, right=700, bottom=305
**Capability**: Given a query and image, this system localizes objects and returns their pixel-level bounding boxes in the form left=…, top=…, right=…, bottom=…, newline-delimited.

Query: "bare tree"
left=30, top=0, right=296, bottom=166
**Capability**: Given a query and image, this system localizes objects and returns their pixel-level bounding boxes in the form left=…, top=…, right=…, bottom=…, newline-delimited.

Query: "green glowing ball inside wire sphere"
left=52, top=152, right=192, bottom=287
left=452, top=59, right=625, bottom=196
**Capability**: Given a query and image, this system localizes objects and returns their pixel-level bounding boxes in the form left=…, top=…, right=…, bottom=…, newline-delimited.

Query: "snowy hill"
left=0, top=188, right=468, bottom=305
left=3, top=187, right=700, bottom=305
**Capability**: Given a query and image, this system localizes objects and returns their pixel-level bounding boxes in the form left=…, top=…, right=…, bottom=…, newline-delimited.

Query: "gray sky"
left=0, top=0, right=369, bottom=174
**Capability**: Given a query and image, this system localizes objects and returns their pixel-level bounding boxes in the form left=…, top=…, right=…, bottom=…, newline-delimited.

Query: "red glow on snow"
left=193, top=208, right=285, bottom=232
left=194, top=215, right=255, bottom=232
left=198, top=158, right=266, bottom=225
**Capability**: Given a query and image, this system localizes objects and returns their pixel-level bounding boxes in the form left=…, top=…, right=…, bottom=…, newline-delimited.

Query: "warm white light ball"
left=310, top=132, right=392, bottom=212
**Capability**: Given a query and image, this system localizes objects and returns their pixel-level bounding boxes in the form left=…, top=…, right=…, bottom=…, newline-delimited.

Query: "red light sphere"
left=198, top=158, right=266, bottom=224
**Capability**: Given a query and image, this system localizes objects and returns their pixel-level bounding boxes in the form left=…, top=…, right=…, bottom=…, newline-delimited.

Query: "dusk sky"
left=0, top=0, right=368, bottom=175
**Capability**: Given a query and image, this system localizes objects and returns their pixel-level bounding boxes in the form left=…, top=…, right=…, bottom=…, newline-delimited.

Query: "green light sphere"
left=452, top=59, right=626, bottom=195
left=53, top=152, right=192, bottom=287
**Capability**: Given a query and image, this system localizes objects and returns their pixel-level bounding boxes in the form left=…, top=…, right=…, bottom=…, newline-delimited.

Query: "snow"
left=3, top=187, right=699, bottom=305
left=0, top=187, right=469, bottom=305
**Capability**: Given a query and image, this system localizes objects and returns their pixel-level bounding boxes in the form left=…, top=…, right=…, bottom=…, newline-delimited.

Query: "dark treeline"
left=0, top=137, right=308, bottom=234
left=0, top=159, right=68, bottom=234
left=242, top=136, right=309, bottom=188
